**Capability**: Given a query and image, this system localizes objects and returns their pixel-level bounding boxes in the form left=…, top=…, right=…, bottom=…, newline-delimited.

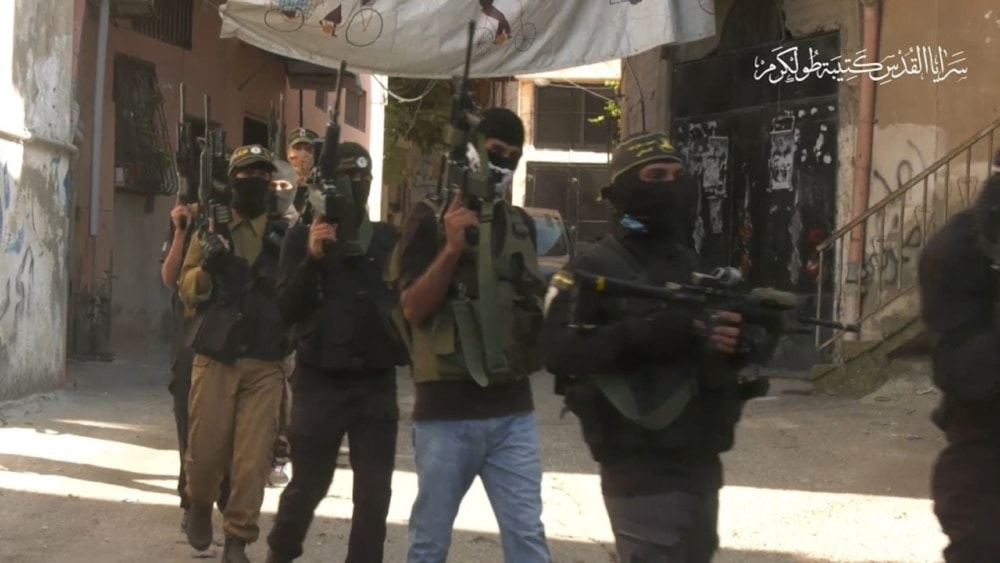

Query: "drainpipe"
left=842, top=0, right=881, bottom=338
left=88, top=0, right=110, bottom=237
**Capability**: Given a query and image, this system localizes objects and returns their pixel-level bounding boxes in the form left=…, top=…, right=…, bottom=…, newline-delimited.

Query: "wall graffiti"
left=0, top=248, right=36, bottom=337
left=677, top=120, right=730, bottom=254
left=860, top=128, right=988, bottom=306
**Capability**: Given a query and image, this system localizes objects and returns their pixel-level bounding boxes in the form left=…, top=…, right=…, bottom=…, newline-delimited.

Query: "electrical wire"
left=371, top=75, right=439, bottom=103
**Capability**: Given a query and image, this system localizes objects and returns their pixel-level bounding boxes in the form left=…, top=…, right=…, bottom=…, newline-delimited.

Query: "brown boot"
left=222, top=537, right=250, bottom=563
left=185, top=501, right=213, bottom=551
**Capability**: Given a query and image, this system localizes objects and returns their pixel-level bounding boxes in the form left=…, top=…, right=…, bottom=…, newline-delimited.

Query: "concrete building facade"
left=70, top=0, right=381, bottom=361
left=508, top=62, right=622, bottom=248
left=0, top=0, right=76, bottom=399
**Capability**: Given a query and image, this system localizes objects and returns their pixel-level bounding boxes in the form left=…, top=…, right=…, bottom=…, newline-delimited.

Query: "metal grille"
left=131, top=0, right=194, bottom=50
left=113, top=54, right=178, bottom=197
left=533, top=83, right=615, bottom=152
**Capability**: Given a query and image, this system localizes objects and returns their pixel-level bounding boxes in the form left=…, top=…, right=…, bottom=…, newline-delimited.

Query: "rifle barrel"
left=798, top=316, right=860, bottom=333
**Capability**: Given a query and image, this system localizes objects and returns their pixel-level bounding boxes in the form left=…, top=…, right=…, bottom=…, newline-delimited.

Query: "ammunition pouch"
left=392, top=198, right=545, bottom=387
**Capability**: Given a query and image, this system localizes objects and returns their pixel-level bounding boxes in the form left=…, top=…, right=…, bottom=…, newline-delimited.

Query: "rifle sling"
left=582, top=236, right=698, bottom=430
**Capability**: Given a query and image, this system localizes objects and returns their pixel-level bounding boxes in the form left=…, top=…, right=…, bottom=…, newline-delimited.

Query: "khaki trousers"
left=185, top=353, right=285, bottom=542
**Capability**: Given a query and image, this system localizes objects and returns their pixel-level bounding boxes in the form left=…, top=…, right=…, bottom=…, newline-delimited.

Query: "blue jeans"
left=406, top=411, right=551, bottom=563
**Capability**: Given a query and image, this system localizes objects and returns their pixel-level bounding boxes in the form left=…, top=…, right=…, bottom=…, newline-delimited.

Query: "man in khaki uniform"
left=178, top=144, right=291, bottom=562
left=286, top=127, right=318, bottom=210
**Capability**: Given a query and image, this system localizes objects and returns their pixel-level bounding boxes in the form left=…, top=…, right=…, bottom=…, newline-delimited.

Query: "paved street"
left=0, top=354, right=947, bottom=562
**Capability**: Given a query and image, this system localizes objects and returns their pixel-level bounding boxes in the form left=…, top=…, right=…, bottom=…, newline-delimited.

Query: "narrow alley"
left=0, top=356, right=946, bottom=562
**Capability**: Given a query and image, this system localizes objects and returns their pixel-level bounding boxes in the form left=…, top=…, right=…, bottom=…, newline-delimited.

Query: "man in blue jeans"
left=389, top=107, right=551, bottom=563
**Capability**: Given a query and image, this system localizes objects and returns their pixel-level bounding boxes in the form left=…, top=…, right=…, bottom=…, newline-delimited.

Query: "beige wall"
left=71, top=1, right=372, bottom=354
left=621, top=0, right=1000, bottom=335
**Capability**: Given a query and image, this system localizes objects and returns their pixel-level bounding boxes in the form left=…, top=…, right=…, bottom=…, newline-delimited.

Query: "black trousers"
left=603, top=490, right=719, bottom=563
left=267, top=367, right=398, bottom=562
left=169, top=344, right=231, bottom=511
left=932, top=420, right=1000, bottom=562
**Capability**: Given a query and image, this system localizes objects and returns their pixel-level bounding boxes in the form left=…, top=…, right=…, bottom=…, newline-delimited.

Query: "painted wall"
left=0, top=0, right=75, bottom=398
left=71, top=2, right=376, bottom=355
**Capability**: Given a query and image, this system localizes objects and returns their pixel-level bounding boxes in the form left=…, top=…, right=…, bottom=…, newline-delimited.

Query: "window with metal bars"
left=130, top=0, right=194, bottom=51
left=344, top=88, right=367, bottom=132
left=533, top=83, right=616, bottom=152
left=113, top=53, right=178, bottom=197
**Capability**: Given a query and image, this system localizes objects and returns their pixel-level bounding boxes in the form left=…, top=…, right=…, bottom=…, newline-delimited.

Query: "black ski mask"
left=603, top=132, right=695, bottom=240
left=230, top=176, right=271, bottom=218
left=479, top=107, right=525, bottom=200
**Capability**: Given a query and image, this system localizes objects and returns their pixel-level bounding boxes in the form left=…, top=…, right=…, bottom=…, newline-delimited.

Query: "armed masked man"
left=178, top=144, right=291, bottom=562
left=266, top=142, right=406, bottom=563
left=919, top=172, right=1000, bottom=561
left=540, top=132, right=762, bottom=563
left=388, top=107, right=552, bottom=563
left=160, top=183, right=232, bottom=532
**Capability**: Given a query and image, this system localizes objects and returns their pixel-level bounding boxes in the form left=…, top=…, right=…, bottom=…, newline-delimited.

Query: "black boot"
left=180, top=509, right=189, bottom=533
left=185, top=502, right=213, bottom=551
left=222, top=537, right=250, bottom=563
left=265, top=549, right=292, bottom=563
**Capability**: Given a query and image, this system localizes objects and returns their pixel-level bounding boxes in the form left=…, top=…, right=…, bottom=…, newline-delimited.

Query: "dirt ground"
left=0, top=354, right=947, bottom=562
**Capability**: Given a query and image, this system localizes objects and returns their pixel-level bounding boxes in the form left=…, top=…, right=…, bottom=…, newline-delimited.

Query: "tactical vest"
left=561, top=235, right=702, bottom=432
left=556, top=236, right=745, bottom=457
left=185, top=218, right=290, bottom=364
left=386, top=198, right=546, bottom=387
left=295, top=218, right=409, bottom=372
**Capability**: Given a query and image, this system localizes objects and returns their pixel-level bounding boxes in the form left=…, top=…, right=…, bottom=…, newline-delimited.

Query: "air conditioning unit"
left=111, top=0, right=156, bottom=19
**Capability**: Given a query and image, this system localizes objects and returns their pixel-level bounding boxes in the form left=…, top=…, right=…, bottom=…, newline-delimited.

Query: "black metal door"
left=670, top=31, right=842, bottom=369
left=525, top=162, right=613, bottom=250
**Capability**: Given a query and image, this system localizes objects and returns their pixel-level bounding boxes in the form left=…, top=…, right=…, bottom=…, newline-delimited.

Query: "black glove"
left=200, top=233, right=229, bottom=274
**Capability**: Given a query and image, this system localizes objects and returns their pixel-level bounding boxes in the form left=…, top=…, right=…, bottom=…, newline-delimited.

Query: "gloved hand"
left=200, top=232, right=230, bottom=274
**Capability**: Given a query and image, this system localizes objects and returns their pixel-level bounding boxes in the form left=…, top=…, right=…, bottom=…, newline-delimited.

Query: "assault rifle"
left=566, top=267, right=859, bottom=368
left=196, top=95, right=231, bottom=237
left=305, top=60, right=366, bottom=256
left=268, top=94, right=286, bottom=155
left=437, top=20, right=492, bottom=246
left=175, top=84, right=197, bottom=228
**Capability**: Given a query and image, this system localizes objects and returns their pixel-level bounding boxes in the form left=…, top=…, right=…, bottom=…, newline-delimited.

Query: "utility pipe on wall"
left=842, top=0, right=882, bottom=336
left=88, top=0, right=110, bottom=237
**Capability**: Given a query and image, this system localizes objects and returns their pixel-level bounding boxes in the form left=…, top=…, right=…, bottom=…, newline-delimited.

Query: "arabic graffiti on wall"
left=754, top=45, right=969, bottom=85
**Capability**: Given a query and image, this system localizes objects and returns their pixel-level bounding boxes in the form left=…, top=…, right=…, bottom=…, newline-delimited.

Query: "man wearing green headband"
left=540, top=131, right=761, bottom=562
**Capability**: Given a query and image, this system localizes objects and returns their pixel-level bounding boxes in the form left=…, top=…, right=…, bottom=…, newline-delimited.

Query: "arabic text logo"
left=753, top=45, right=968, bottom=85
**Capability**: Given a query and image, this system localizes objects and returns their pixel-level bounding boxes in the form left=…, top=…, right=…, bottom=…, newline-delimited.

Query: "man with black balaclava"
left=177, top=144, right=291, bottom=562
left=266, top=142, right=407, bottom=563
left=919, top=171, right=1000, bottom=561
left=388, top=107, right=552, bottom=563
left=540, top=132, right=760, bottom=562
left=265, top=159, right=300, bottom=489
left=159, top=188, right=232, bottom=533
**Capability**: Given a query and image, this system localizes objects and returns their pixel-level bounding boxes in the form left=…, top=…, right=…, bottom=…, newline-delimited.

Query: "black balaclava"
left=478, top=107, right=525, bottom=200
left=230, top=165, right=272, bottom=219
left=602, top=131, right=696, bottom=240
left=269, top=160, right=299, bottom=220
left=335, top=142, right=374, bottom=209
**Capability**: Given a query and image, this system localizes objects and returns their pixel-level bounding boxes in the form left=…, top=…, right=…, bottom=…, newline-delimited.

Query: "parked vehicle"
left=524, top=206, right=573, bottom=282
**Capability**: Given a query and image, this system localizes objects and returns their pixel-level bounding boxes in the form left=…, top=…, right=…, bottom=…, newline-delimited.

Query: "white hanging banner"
left=219, top=0, right=716, bottom=78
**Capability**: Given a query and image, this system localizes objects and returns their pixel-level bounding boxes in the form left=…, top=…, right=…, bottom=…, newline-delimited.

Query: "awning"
left=218, top=0, right=716, bottom=79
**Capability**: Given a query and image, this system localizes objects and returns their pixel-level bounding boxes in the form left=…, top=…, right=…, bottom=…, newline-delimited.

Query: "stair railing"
left=814, top=116, right=1000, bottom=350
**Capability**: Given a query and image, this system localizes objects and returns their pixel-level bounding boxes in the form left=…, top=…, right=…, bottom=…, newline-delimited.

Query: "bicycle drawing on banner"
left=474, top=0, right=538, bottom=57
left=264, top=0, right=384, bottom=48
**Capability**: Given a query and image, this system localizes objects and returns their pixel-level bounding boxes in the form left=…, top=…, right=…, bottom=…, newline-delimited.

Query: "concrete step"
left=811, top=315, right=926, bottom=398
